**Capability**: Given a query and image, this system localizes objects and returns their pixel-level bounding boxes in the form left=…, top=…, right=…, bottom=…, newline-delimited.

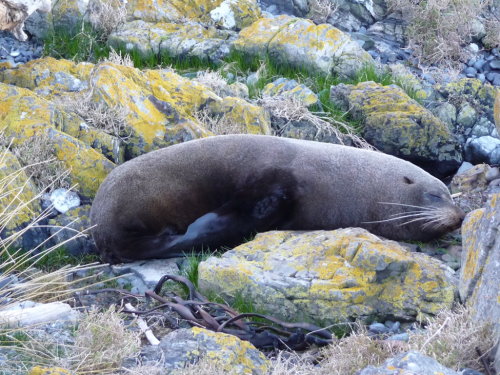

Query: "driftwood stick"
left=124, top=302, right=160, bottom=346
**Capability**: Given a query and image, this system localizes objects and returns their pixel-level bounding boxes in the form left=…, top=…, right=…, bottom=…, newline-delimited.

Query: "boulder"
left=136, top=327, right=269, bottom=374
left=460, top=193, right=500, bottom=373
left=330, top=81, right=462, bottom=176
left=199, top=229, right=457, bottom=325
left=234, top=15, right=374, bottom=79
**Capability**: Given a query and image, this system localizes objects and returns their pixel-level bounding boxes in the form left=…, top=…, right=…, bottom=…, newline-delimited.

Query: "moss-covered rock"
left=199, top=229, right=456, bottom=325
left=209, top=0, right=262, bottom=30
left=234, top=15, right=373, bottom=78
left=330, top=81, right=462, bottom=176
left=138, top=327, right=269, bottom=374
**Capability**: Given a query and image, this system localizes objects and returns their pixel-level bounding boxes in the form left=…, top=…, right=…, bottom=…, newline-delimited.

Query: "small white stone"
left=50, top=188, right=80, bottom=213
left=0, top=302, right=79, bottom=327
left=10, top=50, right=20, bottom=57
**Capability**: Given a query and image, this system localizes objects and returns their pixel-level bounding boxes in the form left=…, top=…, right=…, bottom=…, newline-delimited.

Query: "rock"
left=49, top=188, right=80, bottom=214
left=388, top=63, right=428, bottom=101
left=0, top=148, right=41, bottom=234
left=137, top=327, right=269, bottom=374
left=0, top=0, right=51, bottom=41
left=0, top=302, right=79, bottom=327
left=464, top=67, right=477, bottom=78
left=368, top=322, right=388, bottom=334
left=234, top=15, right=374, bottom=79
left=209, top=0, right=262, bottom=30
left=199, top=229, right=456, bottom=325
left=262, top=77, right=319, bottom=107
left=450, top=163, right=494, bottom=194
left=0, top=83, right=116, bottom=198
left=111, top=259, right=181, bottom=294
left=460, top=193, right=500, bottom=373
left=330, top=81, right=462, bottom=176
left=386, top=332, right=409, bottom=342
left=259, top=0, right=309, bottom=17
left=48, top=205, right=97, bottom=257
left=457, top=103, right=478, bottom=128
left=108, top=20, right=236, bottom=62
left=431, top=102, right=457, bottom=127
left=465, top=136, right=500, bottom=165
left=435, top=79, right=498, bottom=130
left=356, top=351, right=460, bottom=375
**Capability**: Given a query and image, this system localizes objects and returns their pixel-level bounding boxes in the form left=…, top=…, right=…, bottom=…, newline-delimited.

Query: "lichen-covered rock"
left=356, top=351, right=460, bottom=375
left=262, top=77, right=319, bottom=107
left=209, top=0, right=262, bottom=30
left=460, top=193, right=500, bottom=373
left=0, top=83, right=115, bottom=198
left=330, top=81, right=462, bottom=176
left=0, top=57, right=92, bottom=98
left=234, top=15, right=374, bottom=78
left=388, top=63, right=428, bottom=101
left=137, top=327, right=269, bottom=374
left=108, top=20, right=235, bottom=62
left=208, top=96, right=271, bottom=134
left=450, top=163, right=493, bottom=194
left=199, top=229, right=456, bottom=325
left=0, top=148, right=40, bottom=233
left=28, top=367, right=73, bottom=375
left=435, top=78, right=499, bottom=131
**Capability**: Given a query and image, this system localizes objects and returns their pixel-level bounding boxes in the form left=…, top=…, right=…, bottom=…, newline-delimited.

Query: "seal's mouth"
left=363, top=202, right=466, bottom=234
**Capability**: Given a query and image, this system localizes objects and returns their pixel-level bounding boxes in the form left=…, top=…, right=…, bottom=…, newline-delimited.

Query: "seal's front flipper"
left=169, top=168, right=298, bottom=252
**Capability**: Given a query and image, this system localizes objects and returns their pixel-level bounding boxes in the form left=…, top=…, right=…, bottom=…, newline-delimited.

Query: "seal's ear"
left=403, top=176, right=415, bottom=185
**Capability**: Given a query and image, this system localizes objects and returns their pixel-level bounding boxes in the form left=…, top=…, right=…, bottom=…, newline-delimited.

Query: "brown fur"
left=90, top=135, right=465, bottom=263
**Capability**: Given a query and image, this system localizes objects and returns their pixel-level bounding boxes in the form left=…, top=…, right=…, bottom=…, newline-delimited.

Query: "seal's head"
left=362, top=164, right=465, bottom=242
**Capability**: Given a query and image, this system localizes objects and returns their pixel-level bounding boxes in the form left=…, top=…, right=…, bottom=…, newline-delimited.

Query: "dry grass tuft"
left=193, top=107, right=248, bottom=135
left=194, top=70, right=229, bottom=97
left=408, top=305, right=495, bottom=370
left=258, top=96, right=372, bottom=149
left=0, top=133, right=70, bottom=191
left=308, top=0, right=339, bottom=25
left=87, top=0, right=128, bottom=36
left=71, top=306, right=141, bottom=374
left=388, top=0, right=487, bottom=67
left=101, top=47, right=134, bottom=67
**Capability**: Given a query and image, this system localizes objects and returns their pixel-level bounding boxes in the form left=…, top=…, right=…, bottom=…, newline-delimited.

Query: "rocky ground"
left=1, top=0, right=500, bottom=374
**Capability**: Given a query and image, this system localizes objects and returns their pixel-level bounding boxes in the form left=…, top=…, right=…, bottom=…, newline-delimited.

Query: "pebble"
left=369, top=322, right=389, bottom=334
left=464, top=67, right=477, bottom=77
left=386, top=332, right=409, bottom=342
left=0, top=31, right=43, bottom=66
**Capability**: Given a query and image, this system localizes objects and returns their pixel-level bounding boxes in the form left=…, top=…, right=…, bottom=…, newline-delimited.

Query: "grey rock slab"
left=356, top=351, right=460, bottom=375
left=0, top=302, right=79, bottom=327
left=111, top=259, right=181, bottom=293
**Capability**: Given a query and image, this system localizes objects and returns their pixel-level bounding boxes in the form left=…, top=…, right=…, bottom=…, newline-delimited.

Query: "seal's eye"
left=403, top=176, right=414, bottom=184
left=425, top=193, right=442, bottom=202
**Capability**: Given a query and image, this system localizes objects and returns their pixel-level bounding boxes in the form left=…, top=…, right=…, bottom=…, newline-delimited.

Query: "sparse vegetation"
left=388, top=0, right=488, bottom=67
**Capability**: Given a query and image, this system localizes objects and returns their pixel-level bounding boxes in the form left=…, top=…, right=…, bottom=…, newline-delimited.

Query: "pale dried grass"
left=388, top=0, right=488, bottom=67
left=193, top=107, right=248, bottom=135
left=71, top=306, right=141, bottom=374
left=407, top=305, right=495, bottom=370
left=308, top=0, right=339, bottom=25
left=483, top=15, right=500, bottom=48
left=194, top=70, right=229, bottom=97
left=0, top=133, right=70, bottom=191
left=101, top=47, right=134, bottom=67
left=258, top=96, right=373, bottom=149
left=87, top=0, right=127, bottom=36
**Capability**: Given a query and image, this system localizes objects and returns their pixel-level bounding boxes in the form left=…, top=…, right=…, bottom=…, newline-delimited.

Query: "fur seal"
left=90, top=135, right=465, bottom=263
